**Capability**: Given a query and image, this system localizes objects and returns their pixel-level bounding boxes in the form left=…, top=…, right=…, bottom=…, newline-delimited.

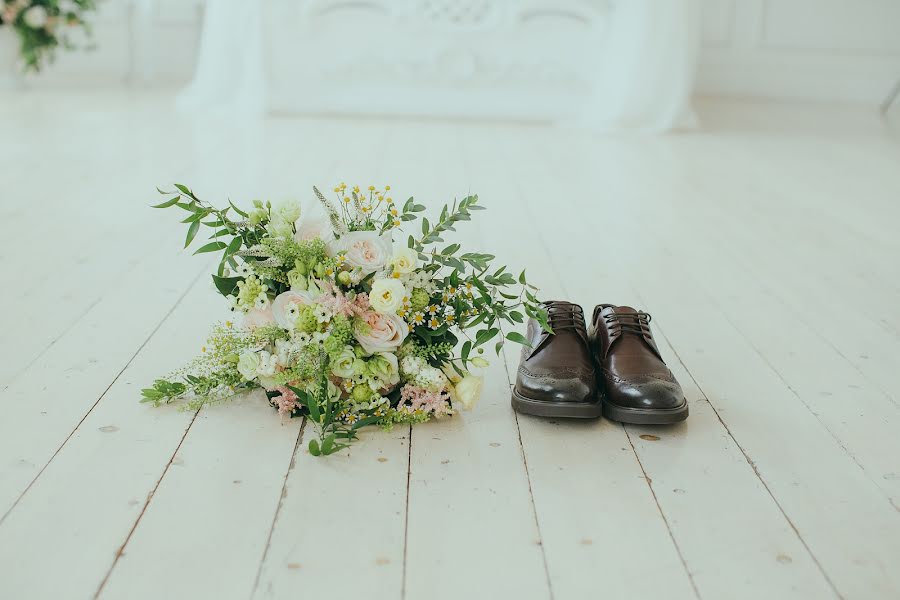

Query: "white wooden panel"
left=701, top=0, right=734, bottom=47
left=762, top=0, right=900, bottom=53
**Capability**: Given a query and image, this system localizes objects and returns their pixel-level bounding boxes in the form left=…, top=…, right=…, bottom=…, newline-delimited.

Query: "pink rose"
left=243, top=306, right=275, bottom=329
left=328, top=231, right=392, bottom=275
left=271, top=290, right=314, bottom=329
left=354, top=311, right=409, bottom=354
left=294, top=215, right=333, bottom=243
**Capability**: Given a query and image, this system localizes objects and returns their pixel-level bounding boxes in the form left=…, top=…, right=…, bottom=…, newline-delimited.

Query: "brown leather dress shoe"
left=512, top=301, right=602, bottom=418
left=590, top=305, right=688, bottom=424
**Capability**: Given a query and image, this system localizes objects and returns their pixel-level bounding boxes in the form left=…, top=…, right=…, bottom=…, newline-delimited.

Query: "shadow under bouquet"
left=143, top=183, right=550, bottom=456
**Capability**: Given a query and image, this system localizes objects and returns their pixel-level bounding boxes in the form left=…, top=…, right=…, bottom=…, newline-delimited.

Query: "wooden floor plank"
left=0, top=242, right=209, bottom=519
left=456, top=126, right=700, bottom=599
left=97, top=391, right=302, bottom=600
left=251, top=120, right=415, bottom=600
left=3, top=91, right=899, bottom=599
left=380, top=123, right=552, bottom=600
left=0, top=275, right=212, bottom=599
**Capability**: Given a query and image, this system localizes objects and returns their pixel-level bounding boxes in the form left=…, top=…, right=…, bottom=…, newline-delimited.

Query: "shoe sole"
left=602, top=399, right=689, bottom=425
left=511, top=387, right=603, bottom=419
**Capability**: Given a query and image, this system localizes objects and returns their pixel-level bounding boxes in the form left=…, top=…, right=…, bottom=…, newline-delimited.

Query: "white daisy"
left=235, top=262, right=253, bottom=277
left=313, top=304, right=333, bottom=324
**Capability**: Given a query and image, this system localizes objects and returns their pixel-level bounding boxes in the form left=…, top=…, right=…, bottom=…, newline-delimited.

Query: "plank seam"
left=623, top=424, right=702, bottom=600
left=93, top=407, right=203, bottom=599
left=718, top=309, right=900, bottom=512
left=653, top=326, right=845, bottom=600
left=250, top=418, right=308, bottom=599
left=400, top=424, right=413, bottom=600
left=0, top=265, right=208, bottom=528
left=498, top=348, right=555, bottom=600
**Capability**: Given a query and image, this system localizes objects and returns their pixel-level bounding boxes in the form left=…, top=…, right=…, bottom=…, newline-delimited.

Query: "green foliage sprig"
left=2, top=0, right=97, bottom=72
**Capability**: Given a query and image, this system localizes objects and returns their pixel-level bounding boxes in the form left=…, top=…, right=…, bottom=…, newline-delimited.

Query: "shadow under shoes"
left=511, top=301, right=602, bottom=418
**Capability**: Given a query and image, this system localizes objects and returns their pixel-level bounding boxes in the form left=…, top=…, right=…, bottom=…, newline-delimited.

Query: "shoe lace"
left=543, top=301, right=586, bottom=332
left=604, top=311, right=652, bottom=336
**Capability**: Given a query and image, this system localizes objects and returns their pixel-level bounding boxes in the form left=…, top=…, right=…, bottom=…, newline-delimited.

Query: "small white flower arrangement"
left=1, top=0, right=96, bottom=71
left=142, top=183, right=550, bottom=457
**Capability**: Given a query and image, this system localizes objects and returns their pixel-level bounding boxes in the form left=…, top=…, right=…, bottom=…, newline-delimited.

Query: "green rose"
left=237, top=351, right=260, bottom=381
left=367, top=352, right=399, bottom=387
left=331, top=346, right=356, bottom=378
left=352, top=358, right=367, bottom=376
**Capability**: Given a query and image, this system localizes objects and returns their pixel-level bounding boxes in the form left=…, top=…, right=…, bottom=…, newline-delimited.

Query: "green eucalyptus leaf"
left=193, top=241, right=227, bottom=255
left=506, top=331, right=531, bottom=346
left=151, top=197, right=180, bottom=209
left=184, top=220, right=200, bottom=248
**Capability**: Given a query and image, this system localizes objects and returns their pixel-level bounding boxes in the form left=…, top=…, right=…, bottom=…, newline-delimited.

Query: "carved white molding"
left=263, top=0, right=612, bottom=119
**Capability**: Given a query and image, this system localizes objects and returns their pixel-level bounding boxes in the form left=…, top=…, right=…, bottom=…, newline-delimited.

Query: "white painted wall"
left=697, top=0, right=900, bottom=104
left=23, top=0, right=900, bottom=106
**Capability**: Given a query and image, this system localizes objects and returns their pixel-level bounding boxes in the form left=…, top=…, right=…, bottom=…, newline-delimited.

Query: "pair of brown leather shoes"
left=511, top=301, right=688, bottom=424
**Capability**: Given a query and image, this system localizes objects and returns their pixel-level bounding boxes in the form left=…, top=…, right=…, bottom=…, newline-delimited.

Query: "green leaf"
left=193, top=241, right=227, bottom=255
left=321, top=434, right=335, bottom=455
left=184, top=220, right=200, bottom=248
left=174, top=183, right=191, bottom=195
left=224, top=236, right=242, bottom=257
left=151, top=196, right=180, bottom=209
left=211, top=274, right=241, bottom=297
left=474, top=327, right=500, bottom=347
left=228, top=199, right=249, bottom=218
left=307, top=394, right=321, bottom=423
left=181, top=211, right=206, bottom=224
left=308, top=439, right=321, bottom=456
left=506, top=331, right=531, bottom=346
left=351, top=416, right=380, bottom=430
left=461, top=341, right=472, bottom=361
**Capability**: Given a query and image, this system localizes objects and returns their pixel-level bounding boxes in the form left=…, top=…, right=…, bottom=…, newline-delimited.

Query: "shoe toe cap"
left=517, top=375, right=596, bottom=405
left=609, top=377, right=684, bottom=410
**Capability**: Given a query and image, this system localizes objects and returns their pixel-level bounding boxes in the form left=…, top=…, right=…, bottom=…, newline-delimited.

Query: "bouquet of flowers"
left=142, top=183, right=549, bottom=456
left=1, top=0, right=96, bottom=71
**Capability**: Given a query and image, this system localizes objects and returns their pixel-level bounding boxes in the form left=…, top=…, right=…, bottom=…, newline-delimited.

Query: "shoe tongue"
left=610, top=305, right=637, bottom=315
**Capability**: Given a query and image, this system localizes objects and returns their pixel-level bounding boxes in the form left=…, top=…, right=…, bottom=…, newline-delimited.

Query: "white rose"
left=243, top=306, right=275, bottom=330
left=276, top=199, right=301, bottom=223
left=354, top=311, right=409, bottom=354
left=328, top=231, right=392, bottom=274
left=271, top=290, right=314, bottom=329
left=453, top=374, right=484, bottom=410
left=24, top=5, right=47, bottom=28
left=391, top=246, right=418, bottom=275
left=369, top=278, right=406, bottom=314
left=331, top=346, right=357, bottom=379
left=237, top=351, right=260, bottom=381
left=266, top=216, right=293, bottom=239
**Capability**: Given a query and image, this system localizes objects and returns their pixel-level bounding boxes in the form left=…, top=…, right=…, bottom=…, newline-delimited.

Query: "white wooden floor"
left=1, top=91, right=899, bottom=600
